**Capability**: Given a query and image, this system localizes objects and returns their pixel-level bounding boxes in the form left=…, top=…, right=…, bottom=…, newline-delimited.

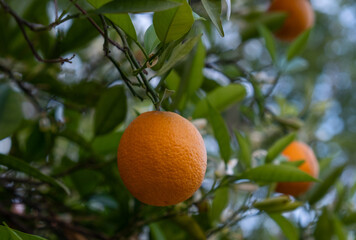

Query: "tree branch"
left=0, top=0, right=75, bottom=64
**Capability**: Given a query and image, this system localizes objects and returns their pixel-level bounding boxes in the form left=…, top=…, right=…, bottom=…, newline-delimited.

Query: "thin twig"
left=0, top=0, right=75, bottom=64
left=110, top=22, right=159, bottom=105
left=68, top=0, right=124, bottom=52
left=54, top=0, right=58, bottom=21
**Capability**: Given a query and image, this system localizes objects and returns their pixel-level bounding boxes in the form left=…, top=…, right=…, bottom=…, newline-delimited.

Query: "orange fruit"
left=276, top=141, right=319, bottom=197
left=268, top=0, right=314, bottom=41
left=117, top=111, right=207, bottom=206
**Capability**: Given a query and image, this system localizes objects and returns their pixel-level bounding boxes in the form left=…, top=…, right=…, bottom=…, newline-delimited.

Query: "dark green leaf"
left=265, top=133, right=296, bottom=163
left=94, top=85, right=127, bottom=136
left=342, top=212, right=356, bottom=226
left=153, top=0, right=194, bottom=43
left=71, top=169, right=103, bottom=197
left=96, top=0, right=182, bottom=14
left=207, top=103, right=231, bottom=163
left=0, top=154, right=69, bottom=194
left=240, top=12, right=287, bottom=41
left=210, top=187, right=229, bottom=224
left=0, top=84, right=23, bottom=140
left=332, top=214, right=347, bottom=240
left=308, top=164, right=346, bottom=205
left=0, top=225, right=47, bottom=240
left=258, top=25, right=277, bottom=63
left=186, top=40, right=206, bottom=96
left=234, top=130, right=251, bottom=168
left=240, top=164, right=318, bottom=183
left=268, top=213, right=299, bottom=240
left=144, top=25, right=160, bottom=54
left=286, top=29, right=311, bottom=62
left=92, top=132, right=123, bottom=155
left=314, top=207, right=333, bottom=240
left=155, top=34, right=201, bottom=76
left=201, top=0, right=224, bottom=37
left=173, top=215, right=206, bottom=240
left=193, top=84, right=246, bottom=118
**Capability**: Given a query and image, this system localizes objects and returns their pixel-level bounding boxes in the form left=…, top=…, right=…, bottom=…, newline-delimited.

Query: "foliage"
left=0, top=0, right=355, bottom=239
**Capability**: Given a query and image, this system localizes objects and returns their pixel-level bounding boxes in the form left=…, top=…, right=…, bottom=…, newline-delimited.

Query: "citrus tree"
left=0, top=0, right=355, bottom=239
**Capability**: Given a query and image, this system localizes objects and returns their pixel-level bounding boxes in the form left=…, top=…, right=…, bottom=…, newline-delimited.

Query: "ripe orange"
left=117, top=111, right=207, bottom=206
left=268, top=0, right=314, bottom=41
left=276, top=141, right=319, bottom=197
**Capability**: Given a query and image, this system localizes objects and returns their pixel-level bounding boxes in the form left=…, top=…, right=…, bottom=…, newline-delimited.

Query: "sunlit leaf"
left=240, top=164, right=318, bottom=183
left=155, top=34, right=201, bottom=76
left=193, top=84, right=246, bottom=118
left=153, top=0, right=194, bottom=43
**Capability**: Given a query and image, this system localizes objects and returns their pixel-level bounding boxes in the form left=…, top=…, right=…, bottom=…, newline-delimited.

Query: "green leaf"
left=234, top=130, right=251, bottom=168
left=308, top=164, right=346, bottom=205
left=286, top=29, right=311, bottom=62
left=71, top=169, right=103, bottom=197
left=332, top=215, right=347, bottom=240
left=253, top=196, right=302, bottom=213
left=210, top=187, right=229, bottom=224
left=186, top=40, right=206, bottom=96
left=268, top=213, right=299, bottom=240
left=0, top=154, right=69, bottom=195
left=153, top=0, right=194, bottom=43
left=150, top=223, right=166, bottom=240
left=258, top=25, right=277, bottom=63
left=173, top=215, right=206, bottom=240
left=94, top=85, right=127, bottom=136
left=207, top=103, right=231, bottom=163
left=165, top=70, right=180, bottom=91
left=342, top=212, right=356, bottom=226
left=201, top=0, right=224, bottom=37
left=255, top=202, right=302, bottom=213
left=60, top=17, right=99, bottom=54
left=314, top=207, right=333, bottom=240
left=240, top=164, right=318, bottom=183
left=265, top=133, right=296, bottom=164
left=92, top=131, right=123, bottom=155
left=172, top=40, right=206, bottom=109
left=87, top=0, right=137, bottom=40
left=144, top=25, right=160, bottom=54
left=106, top=14, right=137, bottom=41
left=155, top=34, right=201, bottom=76
left=240, top=12, right=287, bottom=41
left=0, top=84, right=23, bottom=140
left=96, top=0, right=182, bottom=13
left=0, top=225, right=47, bottom=240
left=193, top=84, right=246, bottom=118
